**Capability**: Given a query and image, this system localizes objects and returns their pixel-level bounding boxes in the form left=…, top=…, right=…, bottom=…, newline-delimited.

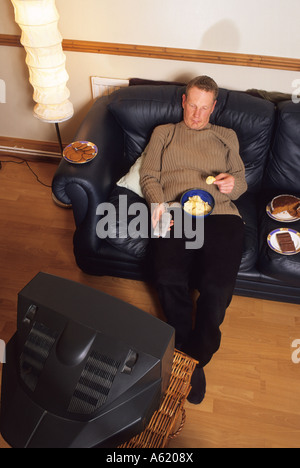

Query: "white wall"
left=55, top=0, right=300, bottom=58
left=0, top=0, right=299, bottom=144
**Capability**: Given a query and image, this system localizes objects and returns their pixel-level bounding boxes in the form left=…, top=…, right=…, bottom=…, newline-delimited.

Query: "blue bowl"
left=180, top=189, right=215, bottom=218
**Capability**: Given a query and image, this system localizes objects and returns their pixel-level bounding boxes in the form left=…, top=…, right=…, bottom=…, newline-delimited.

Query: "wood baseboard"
left=0, top=136, right=62, bottom=160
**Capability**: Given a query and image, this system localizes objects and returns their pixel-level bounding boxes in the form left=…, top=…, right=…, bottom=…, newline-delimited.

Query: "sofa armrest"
left=52, top=95, right=125, bottom=227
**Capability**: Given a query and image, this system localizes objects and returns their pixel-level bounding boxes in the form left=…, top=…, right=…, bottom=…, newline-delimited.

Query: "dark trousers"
left=151, top=214, right=245, bottom=368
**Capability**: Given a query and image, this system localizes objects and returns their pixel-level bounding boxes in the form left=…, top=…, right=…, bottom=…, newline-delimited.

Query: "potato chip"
left=206, top=176, right=216, bottom=185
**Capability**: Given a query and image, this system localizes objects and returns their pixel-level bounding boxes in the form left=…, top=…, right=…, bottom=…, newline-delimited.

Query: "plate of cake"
left=266, top=194, right=300, bottom=222
left=267, top=228, right=300, bottom=255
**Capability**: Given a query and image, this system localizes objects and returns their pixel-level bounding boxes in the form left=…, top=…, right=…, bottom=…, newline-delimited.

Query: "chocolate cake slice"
left=271, top=195, right=300, bottom=216
left=289, top=202, right=300, bottom=218
left=276, top=232, right=295, bottom=252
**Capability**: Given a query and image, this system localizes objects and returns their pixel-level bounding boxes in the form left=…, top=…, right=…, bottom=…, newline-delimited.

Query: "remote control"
left=153, top=212, right=172, bottom=238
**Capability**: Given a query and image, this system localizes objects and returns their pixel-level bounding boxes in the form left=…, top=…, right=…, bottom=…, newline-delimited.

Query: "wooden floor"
left=0, top=158, right=300, bottom=448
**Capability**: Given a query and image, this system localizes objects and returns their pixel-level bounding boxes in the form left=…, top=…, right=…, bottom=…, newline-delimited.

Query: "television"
left=0, top=272, right=174, bottom=448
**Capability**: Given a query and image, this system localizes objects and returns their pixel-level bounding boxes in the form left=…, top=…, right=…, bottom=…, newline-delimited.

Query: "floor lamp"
left=11, top=0, right=74, bottom=156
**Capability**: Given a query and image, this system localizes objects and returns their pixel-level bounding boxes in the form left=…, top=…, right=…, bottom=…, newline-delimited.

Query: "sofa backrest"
left=108, top=84, right=275, bottom=193
left=108, top=85, right=185, bottom=166
left=212, top=89, right=275, bottom=193
left=263, top=100, right=300, bottom=195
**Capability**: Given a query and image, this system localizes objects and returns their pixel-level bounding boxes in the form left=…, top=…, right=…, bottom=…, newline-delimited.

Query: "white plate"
left=266, top=203, right=299, bottom=223
left=266, top=194, right=300, bottom=223
left=267, top=228, right=300, bottom=255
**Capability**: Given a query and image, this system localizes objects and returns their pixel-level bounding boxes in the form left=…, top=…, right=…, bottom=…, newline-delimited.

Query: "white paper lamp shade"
left=11, top=0, right=74, bottom=123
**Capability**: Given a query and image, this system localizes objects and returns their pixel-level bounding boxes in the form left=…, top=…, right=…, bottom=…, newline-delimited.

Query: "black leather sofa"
left=52, top=82, right=300, bottom=304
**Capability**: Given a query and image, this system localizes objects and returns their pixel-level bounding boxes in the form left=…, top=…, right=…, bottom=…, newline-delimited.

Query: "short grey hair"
left=185, top=76, right=219, bottom=101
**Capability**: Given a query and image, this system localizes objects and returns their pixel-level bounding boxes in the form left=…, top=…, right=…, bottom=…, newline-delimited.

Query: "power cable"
left=0, top=156, right=54, bottom=188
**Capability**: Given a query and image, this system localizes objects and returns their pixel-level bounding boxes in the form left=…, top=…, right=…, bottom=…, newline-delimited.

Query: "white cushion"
left=117, top=154, right=145, bottom=198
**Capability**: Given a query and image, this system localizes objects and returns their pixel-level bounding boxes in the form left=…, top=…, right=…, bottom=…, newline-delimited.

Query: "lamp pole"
left=55, top=123, right=64, bottom=156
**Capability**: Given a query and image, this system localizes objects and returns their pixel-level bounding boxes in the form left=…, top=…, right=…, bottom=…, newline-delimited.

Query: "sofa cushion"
left=117, top=155, right=145, bottom=198
left=108, top=85, right=185, bottom=165
left=211, top=91, right=275, bottom=193
left=263, top=100, right=300, bottom=194
left=235, top=192, right=259, bottom=271
left=103, top=186, right=150, bottom=258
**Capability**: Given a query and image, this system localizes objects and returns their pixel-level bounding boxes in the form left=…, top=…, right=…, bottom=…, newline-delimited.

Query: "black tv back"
left=0, top=272, right=174, bottom=448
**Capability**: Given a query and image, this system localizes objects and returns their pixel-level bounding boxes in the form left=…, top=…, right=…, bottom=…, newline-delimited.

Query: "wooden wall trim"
left=1, top=34, right=300, bottom=72
left=0, top=34, right=21, bottom=47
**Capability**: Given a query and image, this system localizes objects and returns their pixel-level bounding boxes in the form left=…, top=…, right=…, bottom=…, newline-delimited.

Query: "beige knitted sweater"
left=140, top=121, right=247, bottom=217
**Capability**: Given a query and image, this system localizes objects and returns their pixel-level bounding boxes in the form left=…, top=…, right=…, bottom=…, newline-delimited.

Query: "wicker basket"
left=119, top=350, right=198, bottom=448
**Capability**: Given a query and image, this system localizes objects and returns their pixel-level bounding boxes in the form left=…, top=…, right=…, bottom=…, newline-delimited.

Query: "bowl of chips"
left=180, top=189, right=215, bottom=218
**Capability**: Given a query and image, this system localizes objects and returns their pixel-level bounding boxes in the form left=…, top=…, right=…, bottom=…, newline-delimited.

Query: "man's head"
left=182, top=76, right=218, bottom=130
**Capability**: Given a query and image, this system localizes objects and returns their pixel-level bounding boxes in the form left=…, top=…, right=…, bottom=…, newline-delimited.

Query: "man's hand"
left=152, top=203, right=174, bottom=233
left=214, top=173, right=235, bottom=194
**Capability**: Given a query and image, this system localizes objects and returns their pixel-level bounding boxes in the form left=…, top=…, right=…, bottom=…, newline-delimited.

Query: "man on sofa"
left=140, top=75, right=247, bottom=404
